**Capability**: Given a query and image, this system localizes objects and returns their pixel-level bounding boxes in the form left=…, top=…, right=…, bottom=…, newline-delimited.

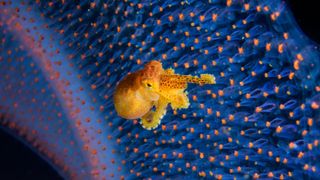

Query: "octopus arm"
left=140, top=97, right=168, bottom=130
left=168, top=92, right=190, bottom=110
left=160, top=74, right=215, bottom=89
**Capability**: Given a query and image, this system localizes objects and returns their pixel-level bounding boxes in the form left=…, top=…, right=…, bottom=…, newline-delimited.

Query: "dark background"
left=0, top=1, right=319, bottom=179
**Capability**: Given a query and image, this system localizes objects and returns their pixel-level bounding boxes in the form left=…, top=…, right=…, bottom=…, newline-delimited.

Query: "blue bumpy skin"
left=0, top=0, right=319, bottom=179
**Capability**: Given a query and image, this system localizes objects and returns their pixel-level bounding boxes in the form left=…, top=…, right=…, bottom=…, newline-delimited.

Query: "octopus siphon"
left=113, top=61, right=215, bottom=130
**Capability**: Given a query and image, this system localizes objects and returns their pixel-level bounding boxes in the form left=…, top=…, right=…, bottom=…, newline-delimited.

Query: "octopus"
left=113, top=61, right=215, bottom=130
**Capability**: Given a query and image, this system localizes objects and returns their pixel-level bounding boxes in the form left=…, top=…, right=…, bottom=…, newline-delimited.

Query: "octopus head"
left=140, top=61, right=163, bottom=93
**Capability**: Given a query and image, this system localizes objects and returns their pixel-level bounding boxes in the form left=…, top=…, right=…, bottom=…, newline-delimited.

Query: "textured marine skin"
left=114, top=61, right=215, bottom=129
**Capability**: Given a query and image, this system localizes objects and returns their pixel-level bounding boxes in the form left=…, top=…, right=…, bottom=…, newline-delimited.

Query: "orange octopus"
left=113, top=61, right=215, bottom=130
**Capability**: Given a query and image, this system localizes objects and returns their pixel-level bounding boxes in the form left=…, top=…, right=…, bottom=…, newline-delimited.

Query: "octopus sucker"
left=113, top=61, right=215, bottom=130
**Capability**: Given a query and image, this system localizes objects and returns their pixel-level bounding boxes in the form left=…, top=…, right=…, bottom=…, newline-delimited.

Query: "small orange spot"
left=268, top=151, right=273, bottom=157
left=311, top=102, right=319, bottom=109
left=229, top=79, right=234, bottom=86
left=179, top=13, right=184, bottom=20
left=297, top=53, right=303, bottom=61
left=153, top=167, right=158, bottom=172
left=162, top=154, right=167, bottom=159
left=289, top=72, right=294, bottom=79
left=289, top=142, right=295, bottom=149
left=192, top=166, right=197, bottom=171
left=308, top=118, right=313, bottom=126
left=207, top=108, right=213, bottom=115
left=244, top=116, right=249, bottom=122
left=238, top=47, right=244, bottom=54
left=173, top=124, right=177, bottom=131
left=229, top=114, right=234, bottom=121
left=91, top=84, right=97, bottom=90
left=276, top=126, right=282, bottom=133
left=185, top=162, right=190, bottom=168
left=214, top=130, right=219, bottom=135
left=256, top=5, right=261, bottom=12
left=279, top=104, right=285, bottom=110
left=278, top=43, right=283, bottom=53
left=268, top=172, right=274, bottom=178
left=302, top=130, right=308, bottom=136
left=298, top=152, right=304, bottom=158
left=253, top=39, right=259, bottom=46
left=249, top=142, right=253, bottom=148
left=199, top=15, right=205, bottom=22
left=244, top=3, right=250, bottom=11
left=162, top=125, right=166, bottom=131
left=219, top=144, right=223, bottom=150
left=212, top=14, right=218, bottom=21
left=255, top=107, right=262, bottom=113
left=234, top=151, right=239, bottom=157
left=266, top=121, right=271, bottom=127
left=161, top=54, right=167, bottom=60
left=242, top=20, right=247, bottom=25
left=209, top=156, right=215, bottom=162
left=293, top=60, right=300, bottom=70
left=266, top=43, right=271, bottom=51
left=202, top=65, right=207, bottom=70
left=226, top=0, right=232, bottom=6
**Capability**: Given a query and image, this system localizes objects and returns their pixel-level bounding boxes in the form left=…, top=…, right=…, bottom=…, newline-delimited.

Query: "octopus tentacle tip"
left=201, top=74, right=216, bottom=84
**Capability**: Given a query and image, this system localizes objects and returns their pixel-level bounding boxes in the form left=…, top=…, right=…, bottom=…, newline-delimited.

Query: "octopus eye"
left=146, top=83, right=152, bottom=87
